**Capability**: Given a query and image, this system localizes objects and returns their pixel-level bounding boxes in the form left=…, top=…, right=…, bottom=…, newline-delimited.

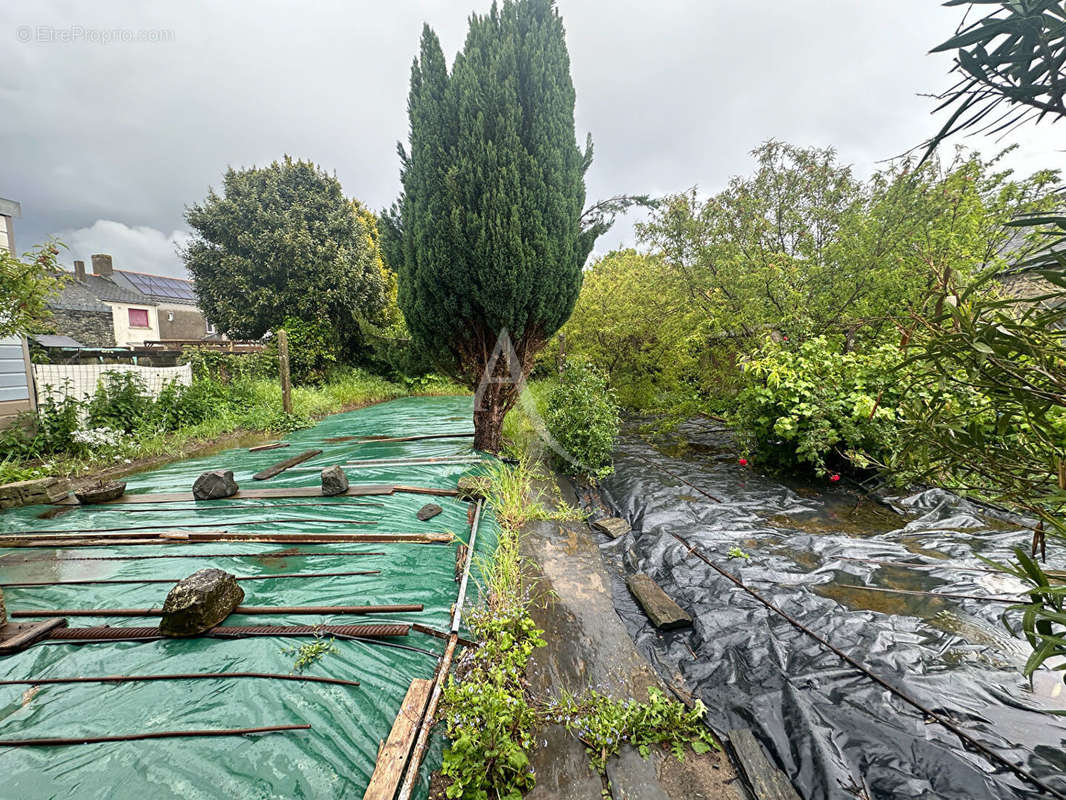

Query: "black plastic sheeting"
left=589, top=420, right=1066, bottom=800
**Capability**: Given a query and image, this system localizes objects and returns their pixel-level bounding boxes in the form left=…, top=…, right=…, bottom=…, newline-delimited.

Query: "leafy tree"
left=638, top=142, right=1057, bottom=352
left=545, top=249, right=707, bottom=409
left=394, top=0, right=619, bottom=452
left=906, top=0, right=1066, bottom=680
left=0, top=242, right=64, bottom=339
left=183, top=157, right=388, bottom=359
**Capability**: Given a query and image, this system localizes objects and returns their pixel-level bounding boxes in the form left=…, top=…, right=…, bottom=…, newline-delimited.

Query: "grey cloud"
left=1, top=0, right=1061, bottom=273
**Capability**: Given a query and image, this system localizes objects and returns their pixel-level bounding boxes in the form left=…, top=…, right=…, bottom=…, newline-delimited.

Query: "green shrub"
left=87, top=372, right=154, bottom=433
left=544, top=361, right=621, bottom=479
left=733, top=337, right=911, bottom=474
left=0, top=384, right=85, bottom=459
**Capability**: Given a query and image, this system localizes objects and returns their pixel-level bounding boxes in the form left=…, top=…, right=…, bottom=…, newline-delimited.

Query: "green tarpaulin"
left=0, top=395, right=495, bottom=800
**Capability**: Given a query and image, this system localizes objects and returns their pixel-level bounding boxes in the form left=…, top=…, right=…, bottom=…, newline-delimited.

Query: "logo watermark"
left=475, top=328, right=595, bottom=475
left=15, top=25, right=175, bottom=44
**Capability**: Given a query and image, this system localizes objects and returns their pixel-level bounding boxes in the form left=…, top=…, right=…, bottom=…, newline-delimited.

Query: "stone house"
left=45, top=278, right=116, bottom=346
left=47, top=254, right=214, bottom=347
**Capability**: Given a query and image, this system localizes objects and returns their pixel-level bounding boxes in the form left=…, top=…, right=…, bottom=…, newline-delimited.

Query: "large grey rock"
left=320, top=465, right=349, bottom=496
left=592, top=517, right=631, bottom=539
left=192, top=470, right=238, bottom=500
left=0, top=477, right=70, bottom=509
left=626, top=573, right=692, bottom=630
left=159, top=568, right=244, bottom=637
left=417, top=503, right=442, bottom=521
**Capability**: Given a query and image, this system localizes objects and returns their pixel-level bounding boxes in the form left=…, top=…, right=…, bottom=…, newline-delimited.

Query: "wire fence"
left=33, top=363, right=192, bottom=406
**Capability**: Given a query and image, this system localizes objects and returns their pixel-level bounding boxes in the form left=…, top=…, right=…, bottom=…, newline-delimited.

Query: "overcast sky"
left=2, top=0, right=1062, bottom=278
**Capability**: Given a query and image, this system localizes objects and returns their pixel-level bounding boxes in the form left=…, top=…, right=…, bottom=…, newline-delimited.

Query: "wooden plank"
left=53, top=485, right=458, bottom=505
left=363, top=678, right=433, bottom=800
left=0, top=618, right=68, bottom=655
left=727, top=728, right=801, bottom=800
left=249, top=442, right=289, bottom=452
left=626, top=573, right=692, bottom=630
left=253, top=449, right=323, bottom=481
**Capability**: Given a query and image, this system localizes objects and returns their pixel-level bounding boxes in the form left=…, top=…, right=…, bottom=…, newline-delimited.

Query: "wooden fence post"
left=278, top=329, right=292, bottom=415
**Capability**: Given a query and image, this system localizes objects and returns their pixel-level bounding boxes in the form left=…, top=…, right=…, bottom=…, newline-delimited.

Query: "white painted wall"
left=108, top=302, right=160, bottom=346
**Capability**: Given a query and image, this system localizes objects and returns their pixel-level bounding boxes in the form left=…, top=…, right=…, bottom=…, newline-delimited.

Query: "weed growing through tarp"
left=282, top=631, right=337, bottom=673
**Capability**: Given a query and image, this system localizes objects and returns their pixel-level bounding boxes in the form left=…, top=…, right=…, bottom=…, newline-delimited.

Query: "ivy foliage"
left=183, top=157, right=389, bottom=358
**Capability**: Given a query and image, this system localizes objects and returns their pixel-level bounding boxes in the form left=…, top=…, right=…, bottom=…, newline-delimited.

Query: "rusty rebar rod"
left=14, top=604, right=423, bottom=618
left=0, top=517, right=377, bottom=536
left=0, top=672, right=360, bottom=688
left=0, top=724, right=311, bottom=747
left=3, top=569, right=381, bottom=588
left=0, top=532, right=454, bottom=548
left=43, top=623, right=409, bottom=643
left=81, top=502, right=385, bottom=513
left=0, top=550, right=385, bottom=563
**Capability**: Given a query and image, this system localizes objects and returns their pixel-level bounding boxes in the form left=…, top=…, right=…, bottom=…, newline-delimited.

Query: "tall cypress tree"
left=395, top=0, right=600, bottom=452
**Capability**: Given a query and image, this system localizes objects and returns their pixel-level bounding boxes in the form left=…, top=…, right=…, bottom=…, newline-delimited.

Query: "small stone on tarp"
left=192, top=470, right=238, bottom=500
left=626, top=573, right=692, bottom=630
left=321, top=465, right=349, bottom=497
left=592, top=517, right=630, bottom=539
left=417, top=503, right=442, bottom=521
left=159, top=568, right=244, bottom=637
left=456, top=476, right=491, bottom=500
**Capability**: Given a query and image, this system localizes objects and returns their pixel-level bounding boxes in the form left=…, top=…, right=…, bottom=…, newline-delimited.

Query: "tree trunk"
left=473, top=380, right=518, bottom=454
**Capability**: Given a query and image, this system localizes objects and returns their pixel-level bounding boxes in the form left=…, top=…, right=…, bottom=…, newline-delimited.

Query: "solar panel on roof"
left=121, top=271, right=197, bottom=302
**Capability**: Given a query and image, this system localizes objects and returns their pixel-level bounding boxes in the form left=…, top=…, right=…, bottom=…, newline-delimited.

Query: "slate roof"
left=33, top=334, right=84, bottom=348
left=47, top=280, right=112, bottom=313
left=78, top=273, right=156, bottom=305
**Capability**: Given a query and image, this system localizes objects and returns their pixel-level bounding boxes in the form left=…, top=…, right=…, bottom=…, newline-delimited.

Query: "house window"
left=128, top=308, right=150, bottom=328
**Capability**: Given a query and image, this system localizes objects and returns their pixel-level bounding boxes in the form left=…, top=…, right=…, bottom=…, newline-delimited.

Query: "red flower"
left=738, top=458, right=748, bottom=466
left=829, top=474, right=840, bottom=482
left=782, top=335, right=789, bottom=341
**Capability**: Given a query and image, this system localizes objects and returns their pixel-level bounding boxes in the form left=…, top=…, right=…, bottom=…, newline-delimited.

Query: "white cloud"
left=54, top=220, right=193, bottom=278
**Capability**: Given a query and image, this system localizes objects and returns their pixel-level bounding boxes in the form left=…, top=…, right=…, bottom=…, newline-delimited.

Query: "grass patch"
left=0, top=366, right=465, bottom=484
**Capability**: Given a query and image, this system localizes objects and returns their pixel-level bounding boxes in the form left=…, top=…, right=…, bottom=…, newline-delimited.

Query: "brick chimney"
left=73, top=259, right=86, bottom=281
left=91, top=253, right=113, bottom=276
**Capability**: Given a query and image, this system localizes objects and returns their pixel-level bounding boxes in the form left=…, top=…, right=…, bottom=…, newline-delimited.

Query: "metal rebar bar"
left=0, top=518, right=377, bottom=536
left=45, top=623, right=410, bottom=642
left=3, top=570, right=381, bottom=588
left=0, top=550, right=385, bottom=563
left=14, top=604, right=422, bottom=618
left=397, top=498, right=482, bottom=800
left=0, top=724, right=311, bottom=747
left=0, top=532, right=454, bottom=548
left=0, top=672, right=360, bottom=688
left=80, top=502, right=385, bottom=513
left=287, top=456, right=487, bottom=472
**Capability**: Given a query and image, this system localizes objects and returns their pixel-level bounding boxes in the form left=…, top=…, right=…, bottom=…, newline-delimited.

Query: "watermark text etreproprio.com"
left=16, top=25, right=175, bottom=45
